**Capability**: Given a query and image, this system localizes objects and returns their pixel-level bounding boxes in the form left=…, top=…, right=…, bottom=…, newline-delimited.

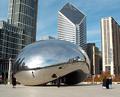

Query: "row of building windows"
left=1, top=22, right=23, bottom=33
left=0, top=62, right=9, bottom=72
left=20, top=0, right=34, bottom=8
left=17, top=23, right=33, bottom=37
left=18, top=13, right=33, bottom=26
left=20, top=3, right=34, bottom=17
left=0, top=31, right=23, bottom=44
left=0, top=44, right=21, bottom=52
left=0, top=51, right=18, bottom=59
left=0, top=22, right=25, bottom=59
left=0, top=43, right=24, bottom=51
left=12, top=0, right=34, bottom=8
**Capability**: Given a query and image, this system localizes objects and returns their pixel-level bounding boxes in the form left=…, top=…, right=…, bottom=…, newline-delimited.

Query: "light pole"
left=92, top=45, right=95, bottom=84
left=8, top=58, right=12, bottom=85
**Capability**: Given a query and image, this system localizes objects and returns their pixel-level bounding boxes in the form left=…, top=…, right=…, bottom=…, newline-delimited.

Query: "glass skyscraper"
left=8, top=0, right=38, bottom=44
left=0, top=21, right=25, bottom=73
left=0, top=0, right=38, bottom=81
left=58, top=3, right=86, bottom=50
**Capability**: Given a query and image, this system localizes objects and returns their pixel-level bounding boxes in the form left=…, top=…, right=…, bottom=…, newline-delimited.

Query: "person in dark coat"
left=12, top=73, right=16, bottom=88
left=106, top=77, right=109, bottom=89
left=102, top=77, right=106, bottom=88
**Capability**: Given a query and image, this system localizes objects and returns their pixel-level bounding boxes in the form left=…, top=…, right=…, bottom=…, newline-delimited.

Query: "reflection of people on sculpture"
left=57, top=76, right=61, bottom=88
left=12, top=73, right=16, bottom=88
left=32, top=71, right=35, bottom=78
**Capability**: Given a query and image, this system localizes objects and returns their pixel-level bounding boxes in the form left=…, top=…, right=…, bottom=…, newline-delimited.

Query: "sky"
left=0, top=0, right=120, bottom=49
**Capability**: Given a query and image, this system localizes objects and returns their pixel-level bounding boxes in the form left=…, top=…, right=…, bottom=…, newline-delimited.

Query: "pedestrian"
left=12, top=73, right=16, bottom=88
left=109, top=77, right=112, bottom=89
left=102, top=77, right=106, bottom=88
left=57, top=76, right=61, bottom=88
left=106, top=77, right=109, bottom=89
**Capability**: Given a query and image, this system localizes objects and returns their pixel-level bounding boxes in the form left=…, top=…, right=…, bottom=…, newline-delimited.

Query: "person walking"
left=12, top=73, right=16, bottom=88
left=102, top=77, right=106, bottom=88
left=106, top=77, right=109, bottom=89
left=109, top=77, right=112, bottom=89
left=57, top=76, right=61, bottom=88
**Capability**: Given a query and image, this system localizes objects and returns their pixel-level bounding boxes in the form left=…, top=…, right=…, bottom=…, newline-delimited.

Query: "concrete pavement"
left=0, top=84, right=119, bottom=97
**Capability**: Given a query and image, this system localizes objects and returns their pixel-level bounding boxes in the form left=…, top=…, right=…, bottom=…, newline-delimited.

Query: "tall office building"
left=101, top=17, right=120, bottom=75
left=8, top=0, right=38, bottom=44
left=0, top=0, right=38, bottom=81
left=0, top=21, right=25, bottom=75
left=58, top=3, right=86, bottom=49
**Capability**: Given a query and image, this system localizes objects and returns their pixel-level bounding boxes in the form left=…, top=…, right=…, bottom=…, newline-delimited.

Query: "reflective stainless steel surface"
left=13, top=40, right=90, bottom=85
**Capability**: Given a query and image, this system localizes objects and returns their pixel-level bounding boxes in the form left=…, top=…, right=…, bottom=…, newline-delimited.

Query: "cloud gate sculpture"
left=13, top=40, right=90, bottom=85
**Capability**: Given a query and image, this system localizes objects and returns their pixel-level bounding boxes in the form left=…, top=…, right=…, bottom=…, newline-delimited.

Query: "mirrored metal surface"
left=13, top=40, right=90, bottom=85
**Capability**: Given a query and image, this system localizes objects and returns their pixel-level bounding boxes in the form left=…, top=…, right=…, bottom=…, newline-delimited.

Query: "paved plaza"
left=0, top=84, right=120, bottom=97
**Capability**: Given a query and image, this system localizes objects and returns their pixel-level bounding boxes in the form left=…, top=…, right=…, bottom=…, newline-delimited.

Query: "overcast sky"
left=0, top=0, right=120, bottom=49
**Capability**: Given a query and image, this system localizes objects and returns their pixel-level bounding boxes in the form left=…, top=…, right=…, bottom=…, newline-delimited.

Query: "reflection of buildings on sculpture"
left=13, top=40, right=90, bottom=85
left=101, top=17, right=120, bottom=76
left=58, top=3, right=87, bottom=50
left=86, top=43, right=102, bottom=76
left=40, top=36, right=56, bottom=40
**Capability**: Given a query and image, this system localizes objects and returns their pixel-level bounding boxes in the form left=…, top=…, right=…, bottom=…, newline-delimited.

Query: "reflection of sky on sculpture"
left=26, top=56, right=44, bottom=68
left=15, top=40, right=86, bottom=69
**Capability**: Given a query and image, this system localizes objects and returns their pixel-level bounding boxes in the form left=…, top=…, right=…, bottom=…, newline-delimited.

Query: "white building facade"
left=101, top=17, right=120, bottom=75
left=58, top=3, right=86, bottom=50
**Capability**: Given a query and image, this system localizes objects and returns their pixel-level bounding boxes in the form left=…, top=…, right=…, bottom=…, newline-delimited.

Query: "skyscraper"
left=58, top=3, right=86, bottom=49
left=0, top=0, right=38, bottom=81
left=8, top=0, right=38, bottom=44
left=0, top=21, right=25, bottom=74
left=101, top=17, right=120, bottom=75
